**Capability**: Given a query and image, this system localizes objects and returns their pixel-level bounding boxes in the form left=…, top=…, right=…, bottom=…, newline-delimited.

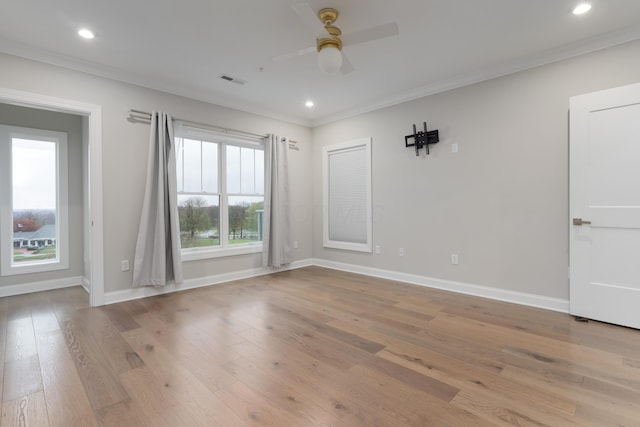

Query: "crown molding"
left=3, top=22, right=640, bottom=129
left=310, top=23, right=640, bottom=127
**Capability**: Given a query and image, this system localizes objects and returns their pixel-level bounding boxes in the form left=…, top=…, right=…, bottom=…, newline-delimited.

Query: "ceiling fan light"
left=317, top=45, right=342, bottom=73
left=573, top=3, right=592, bottom=14
left=78, top=28, right=95, bottom=39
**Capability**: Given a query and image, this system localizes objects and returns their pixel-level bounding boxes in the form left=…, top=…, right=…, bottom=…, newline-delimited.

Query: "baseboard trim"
left=0, top=258, right=567, bottom=313
left=0, top=275, right=84, bottom=298
left=104, top=256, right=568, bottom=313
left=81, top=276, right=90, bottom=293
left=313, top=259, right=569, bottom=313
left=103, top=258, right=314, bottom=305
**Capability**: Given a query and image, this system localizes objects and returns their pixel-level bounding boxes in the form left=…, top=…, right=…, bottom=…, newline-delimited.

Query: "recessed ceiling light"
left=573, top=3, right=592, bottom=15
left=305, top=101, right=314, bottom=108
left=78, top=28, right=95, bottom=39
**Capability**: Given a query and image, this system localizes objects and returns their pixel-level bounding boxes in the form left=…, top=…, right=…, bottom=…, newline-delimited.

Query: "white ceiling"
left=2, top=0, right=640, bottom=126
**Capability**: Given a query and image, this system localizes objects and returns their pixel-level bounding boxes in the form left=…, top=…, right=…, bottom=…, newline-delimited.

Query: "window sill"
left=181, top=244, right=263, bottom=262
left=1, top=259, right=69, bottom=277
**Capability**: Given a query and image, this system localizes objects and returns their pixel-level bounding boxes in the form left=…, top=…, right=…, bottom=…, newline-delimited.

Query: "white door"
left=570, top=82, right=640, bottom=329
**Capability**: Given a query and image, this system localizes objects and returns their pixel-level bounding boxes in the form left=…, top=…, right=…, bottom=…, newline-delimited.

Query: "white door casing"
left=569, top=82, right=640, bottom=329
left=0, top=88, right=105, bottom=306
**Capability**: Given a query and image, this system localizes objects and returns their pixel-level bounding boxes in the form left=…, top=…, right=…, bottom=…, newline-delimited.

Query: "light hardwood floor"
left=1, top=266, right=639, bottom=426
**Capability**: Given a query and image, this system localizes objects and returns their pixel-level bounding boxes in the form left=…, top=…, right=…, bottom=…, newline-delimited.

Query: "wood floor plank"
left=361, top=354, right=459, bottom=402
left=501, top=345, right=640, bottom=392
left=237, top=315, right=374, bottom=370
left=133, top=312, right=238, bottom=392
left=573, top=401, right=640, bottom=427
left=4, top=295, right=37, bottom=363
left=439, top=310, right=633, bottom=367
left=66, top=308, right=142, bottom=374
left=59, top=318, right=130, bottom=411
left=216, top=380, right=313, bottom=427
left=375, top=343, right=577, bottom=417
left=555, top=321, right=640, bottom=360
left=242, top=326, right=473, bottom=427
left=133, top=310, right=243, bottom=366
left=230, top=339, right=405, bottom=426
left=0, top=391, right=49, bottom=427
left=432, top=312, right=640, bottom=388
left=347, top=363, right=497, bottom=427
left=500, top=364, right=640, bottom=422
left=263, top=301, right=386, bottom=354
left=47, top=286, right=91, bottom=323
left=93, top=400, right=154, bottom=427
left=223, top=357, right=343, bottom=426
left=2, top=355, right=43, bottom=402
left=623, top=357, right=640, bottom=369
left=121, top=328, right=245, bottom=427
left=1, top=267, right=639, bottom=426
left=35, top=329, right=98, bottom=427
left=27, top=292, right=60, bottom=334
left=450, top=388, right=583, bottom=427
left=99, top=304, right=141, bottom=333
left=119, top=366, right=206, bottom=427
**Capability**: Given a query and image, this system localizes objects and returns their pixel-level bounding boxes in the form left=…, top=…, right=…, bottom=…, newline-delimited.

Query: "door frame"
left=0, top=87, right=105, bottom=306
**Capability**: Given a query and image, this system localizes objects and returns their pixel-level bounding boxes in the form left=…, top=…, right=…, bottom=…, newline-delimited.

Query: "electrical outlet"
left=451, top=254, right=459, bottom=265
left=293, top=240, right=299, bottom=249
left=121, top=259, right=130, bottom=272
left=399, top=247, right=404, bottom=257
left=451, top=143, right=459, bottom=153
left=375, top=245, right=381, bottom=254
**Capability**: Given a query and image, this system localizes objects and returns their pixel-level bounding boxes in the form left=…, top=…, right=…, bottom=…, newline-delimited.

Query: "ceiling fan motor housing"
left=317, top=8, right=343, bottom=52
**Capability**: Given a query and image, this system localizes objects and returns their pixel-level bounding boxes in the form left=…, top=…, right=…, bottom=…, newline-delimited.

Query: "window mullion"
left=220, top=143, right=229, bottom=247
left=199, top=140, right=204, bottom=192
left=239, top=147, right=243, bottom=194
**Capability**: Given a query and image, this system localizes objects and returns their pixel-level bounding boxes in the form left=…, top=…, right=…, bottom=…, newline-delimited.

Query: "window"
left=0, top=125, right=69, bottom=276
left=323, top=137, right=372, bottom=252
left=175, top=125, right=264, bottom=260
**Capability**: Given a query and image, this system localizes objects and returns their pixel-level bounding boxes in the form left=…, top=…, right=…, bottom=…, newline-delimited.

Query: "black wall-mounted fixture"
left=405, top=122, right=439, bottom=156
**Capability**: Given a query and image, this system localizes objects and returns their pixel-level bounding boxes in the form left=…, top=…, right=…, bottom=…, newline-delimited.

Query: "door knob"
left=573, top=218, right=592, bottom=226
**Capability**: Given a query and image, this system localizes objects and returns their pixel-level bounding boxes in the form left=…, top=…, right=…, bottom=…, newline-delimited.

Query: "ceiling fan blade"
left=291, top=2, right=328, bottom=37
left=272, top=45, right=316, bottom=63
left=340, top=54, right=355, bottom=75
left=341, top=22, right=399, bottom=46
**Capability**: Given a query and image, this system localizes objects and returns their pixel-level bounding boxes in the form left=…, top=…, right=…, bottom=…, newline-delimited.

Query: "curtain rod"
left=128, top=109, right=268, bottom=141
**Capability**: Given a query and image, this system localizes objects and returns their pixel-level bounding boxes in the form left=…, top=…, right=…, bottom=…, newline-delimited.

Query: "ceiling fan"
left=273, top=3, right=399, bottom=74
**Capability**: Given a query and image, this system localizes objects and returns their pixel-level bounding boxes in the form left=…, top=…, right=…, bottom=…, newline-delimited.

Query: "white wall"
left=2, top=38, right=640, bottom=303
left=312, top=39, right=640, bottom=301
left=0, top=53, right=313, bottom=294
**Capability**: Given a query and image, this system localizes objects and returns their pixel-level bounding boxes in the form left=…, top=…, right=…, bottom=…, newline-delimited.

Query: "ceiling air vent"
left=218, top=74, right=247, bottom=85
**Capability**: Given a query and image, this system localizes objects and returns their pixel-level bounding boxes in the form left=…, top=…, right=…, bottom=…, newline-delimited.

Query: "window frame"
left=0, top=124, right=69, bottom=276
left=174, top=124, right=265, bottom=261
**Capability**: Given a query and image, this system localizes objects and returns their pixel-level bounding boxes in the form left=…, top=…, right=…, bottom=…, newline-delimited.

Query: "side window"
left=0, top=125, right=69, bottom=276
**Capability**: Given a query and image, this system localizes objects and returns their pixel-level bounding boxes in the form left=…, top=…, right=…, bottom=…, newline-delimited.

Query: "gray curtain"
left=132, top=111, right=183, bottom=287
left=262, top=134, right=293, bottom=267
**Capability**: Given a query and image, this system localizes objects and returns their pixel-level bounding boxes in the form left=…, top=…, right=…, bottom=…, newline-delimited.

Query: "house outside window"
left=175, top=125, right=264, bottom=260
